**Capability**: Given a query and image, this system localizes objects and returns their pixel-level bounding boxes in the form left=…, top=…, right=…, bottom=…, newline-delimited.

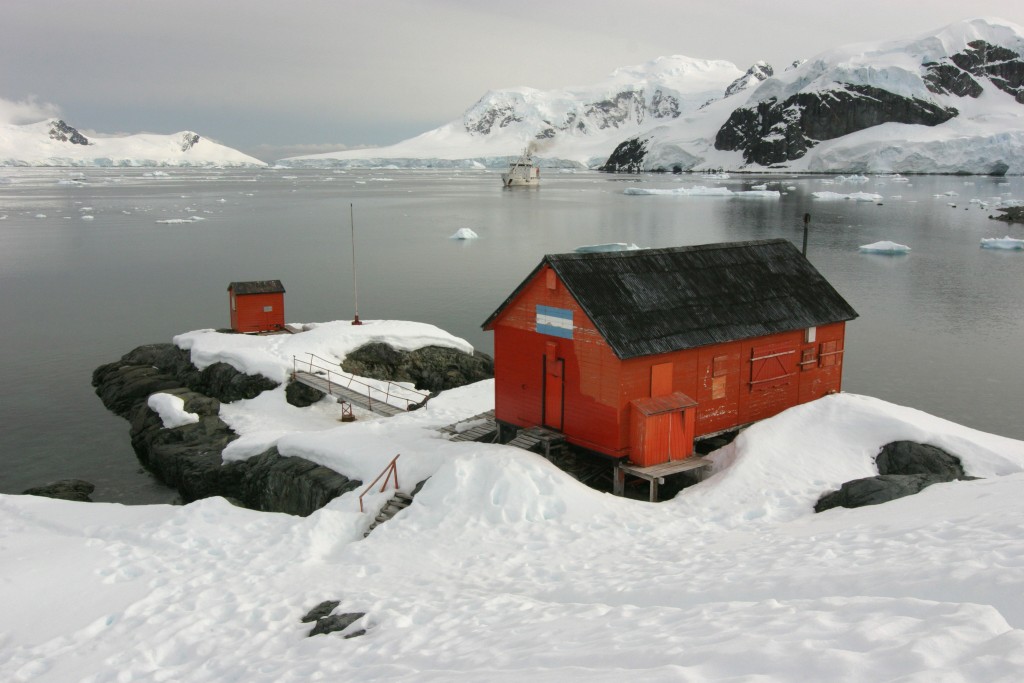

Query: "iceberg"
left=813, top=191, right=883, bottom=202
left=859, top=240, right=911, bottom=254
left=625, top=185, right=780, bottom=198
left=980, top=236, right=1024, bottom=250
left=450, top=228, right=479, bottom=240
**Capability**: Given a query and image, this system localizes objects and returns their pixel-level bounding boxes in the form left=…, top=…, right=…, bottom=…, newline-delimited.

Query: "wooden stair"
left=293, top=370, right=405, bottom=418
left=363, top=491, right=414, bottom=537
left=506, top=426, right=566, bottom=458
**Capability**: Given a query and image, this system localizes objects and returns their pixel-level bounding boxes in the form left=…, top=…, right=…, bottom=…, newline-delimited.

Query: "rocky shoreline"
left=90, top=341, right=493, bottom=515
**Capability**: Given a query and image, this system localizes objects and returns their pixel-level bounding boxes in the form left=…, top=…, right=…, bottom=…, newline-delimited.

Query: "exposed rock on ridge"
left=48, top=119, right=89, bottom=145
left=714, top=85, right=959, bottom=166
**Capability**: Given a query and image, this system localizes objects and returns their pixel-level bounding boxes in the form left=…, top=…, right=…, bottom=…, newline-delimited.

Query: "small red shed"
left=227, top=280, right=286, bottom=333
left=482, top=239, right=858, bottom=469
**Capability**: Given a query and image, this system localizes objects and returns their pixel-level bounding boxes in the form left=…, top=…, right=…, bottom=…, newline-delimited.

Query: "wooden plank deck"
left=438, top=410, right=498, bottom=443
left=293, top=370, right=406, bottom=418
left=615, top=456, right=712, bottom=502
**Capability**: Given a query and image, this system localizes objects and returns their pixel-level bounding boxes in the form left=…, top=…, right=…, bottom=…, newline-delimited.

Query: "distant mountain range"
left=283, top=16, right=1024, bottom=175
left=3, top=17, right=1022, bottom=173
left=0, top=119, right=265, bottom=168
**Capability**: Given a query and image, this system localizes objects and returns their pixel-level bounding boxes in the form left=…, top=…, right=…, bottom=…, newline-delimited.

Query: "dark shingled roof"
left=482, top=239, right=858, bottom=360
left=228, top=280, right=285, bottom=295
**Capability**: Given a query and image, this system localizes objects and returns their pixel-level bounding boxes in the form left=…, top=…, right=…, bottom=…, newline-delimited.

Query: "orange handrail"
left=359, top=454, right=400, bottom=513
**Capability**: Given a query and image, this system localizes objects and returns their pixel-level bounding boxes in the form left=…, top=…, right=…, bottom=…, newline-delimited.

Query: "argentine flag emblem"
left=536, top=305, right=573, bottom=339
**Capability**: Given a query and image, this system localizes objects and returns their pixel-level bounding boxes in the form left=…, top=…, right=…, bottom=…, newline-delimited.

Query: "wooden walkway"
left=439, top=410, right=498, bottom=443
left=614, top=457, right=712, bottom=502
left=293, top=370, right=405, bottom=418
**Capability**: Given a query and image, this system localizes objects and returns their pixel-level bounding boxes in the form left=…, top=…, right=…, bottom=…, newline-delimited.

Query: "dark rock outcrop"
left=301, top=601, right=342, bottom=623
left=48, top=119, right=89, bottom=145
left=599, top=137, right=649, bottom=173
left=950, top=40, right=1024, bottom=104
left=815, top=441, right=973, bottom=513
left=308, top=612, right=366, bottom=638
left=341, top=343, right=493, bottom=394
left=875, top=441, right=966, bottom=479
left=180, top=133, right=200, bottom=152
left=992, top=206, right=1024, bottom=223
left=714, top=85, right=959, bottom=166
left=22, top=479, right=96, bottom=502
left=93, top=343, right=360, bottom=515
left=814, top=473, right=948, bottom=512
left=286, top=379, right=326, bottom=407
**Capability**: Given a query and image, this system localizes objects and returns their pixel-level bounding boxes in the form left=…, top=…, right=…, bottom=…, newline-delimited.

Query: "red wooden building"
left=482, top=239, right=857, bottom=475
left=227, top=280, right=286, bottom=333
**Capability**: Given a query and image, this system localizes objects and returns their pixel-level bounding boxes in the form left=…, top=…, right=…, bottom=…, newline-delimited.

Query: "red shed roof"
left=483, top=239, right=857, bottom=359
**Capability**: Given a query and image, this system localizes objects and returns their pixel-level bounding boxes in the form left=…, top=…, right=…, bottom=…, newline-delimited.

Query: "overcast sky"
left=3, top=0, right=1023, bottom=161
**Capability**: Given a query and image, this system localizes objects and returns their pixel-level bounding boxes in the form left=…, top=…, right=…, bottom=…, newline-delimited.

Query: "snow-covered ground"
left=3, top=321, right=1024, bottom=681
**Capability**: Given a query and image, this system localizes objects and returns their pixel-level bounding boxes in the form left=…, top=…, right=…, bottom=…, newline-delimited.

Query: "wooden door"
left=543, top=343, right=564, bottom=430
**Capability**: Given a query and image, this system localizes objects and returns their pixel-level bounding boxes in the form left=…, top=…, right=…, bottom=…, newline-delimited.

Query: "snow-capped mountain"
left=279, top=56, right=756, bottom=169
left=282, top=16, right=1024, bottom=175
left=608, top=16, right=1024, bottom=174
left=0, top=119, right=266, bottom=167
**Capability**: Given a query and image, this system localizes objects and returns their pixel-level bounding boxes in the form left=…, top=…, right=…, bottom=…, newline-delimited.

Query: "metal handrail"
left=291, top=353, right=430, bottom=410
left=359, top=454, right=400, bottom=513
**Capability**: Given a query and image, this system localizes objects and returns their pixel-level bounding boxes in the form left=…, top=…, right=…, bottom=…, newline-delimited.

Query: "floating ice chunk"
left=156, top=218, right=200, bottom=224
left=34, top=213, right=46, bottom=218
left=701, top=172, right=730, bottom=179
left=450, top=228, right=479, bottom=240
left=751, top=184, right=768, bottom=190
left=835, top=174, right=869, bottom=183
left=980, top=237, right=1024, bottom=250
left=81, top=215, right=94, bottom=221
left=859, top=240, right=911, bottom=254
left=575, top=242, right=641, bottom=253
left=812, top=191, right=883, bottom=202
left=148, top=393, right=200, bottom=428
left=625, top=185, right=780, bottom=199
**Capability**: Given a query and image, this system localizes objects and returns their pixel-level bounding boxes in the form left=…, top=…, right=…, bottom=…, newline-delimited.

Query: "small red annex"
left=227, top=280, right=285, bottom=333
left=482, top=239, right=858, bottom=470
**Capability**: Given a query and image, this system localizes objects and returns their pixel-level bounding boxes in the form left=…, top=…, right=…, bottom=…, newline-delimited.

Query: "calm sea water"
left=1, top=167, right=1022, bottom=503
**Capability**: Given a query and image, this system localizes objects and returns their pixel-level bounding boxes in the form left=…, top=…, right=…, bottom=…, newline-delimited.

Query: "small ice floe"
left=56, top=179, right=81, bottom=185
left=935, top=191, right=958, bottom=197
left=859, top=240, right=911, bottom=254
left=980, top=236, right=1024, bottom=250
left=34, top=213, right=47, bottom=218
left=142, top=171, right=170, bottom=178
left=836, top=174, right=869, bottom=183
left=575, top=242, right=641, bottom=253
left=0, top=215, right=7, bottom=220
left=812, top=191, right=883, bottom=202
left=751, top=183, right=768, bottom=191
left=450, top=228, right=479, bottom=240
left=81, top=215, right=95, bottom=221
left=890, top=174, right=910, bottom=182
left=701, top=172, right=731, bottom=179
left=156, top=217, right=204, bottom=224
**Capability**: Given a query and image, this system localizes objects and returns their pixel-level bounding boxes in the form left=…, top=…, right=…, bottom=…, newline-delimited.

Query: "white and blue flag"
left=536, top=305, right=573, bottom=339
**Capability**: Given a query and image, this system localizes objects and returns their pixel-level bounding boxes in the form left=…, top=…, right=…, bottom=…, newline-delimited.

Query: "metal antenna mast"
left=350, top=202, right=362, bottom=325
